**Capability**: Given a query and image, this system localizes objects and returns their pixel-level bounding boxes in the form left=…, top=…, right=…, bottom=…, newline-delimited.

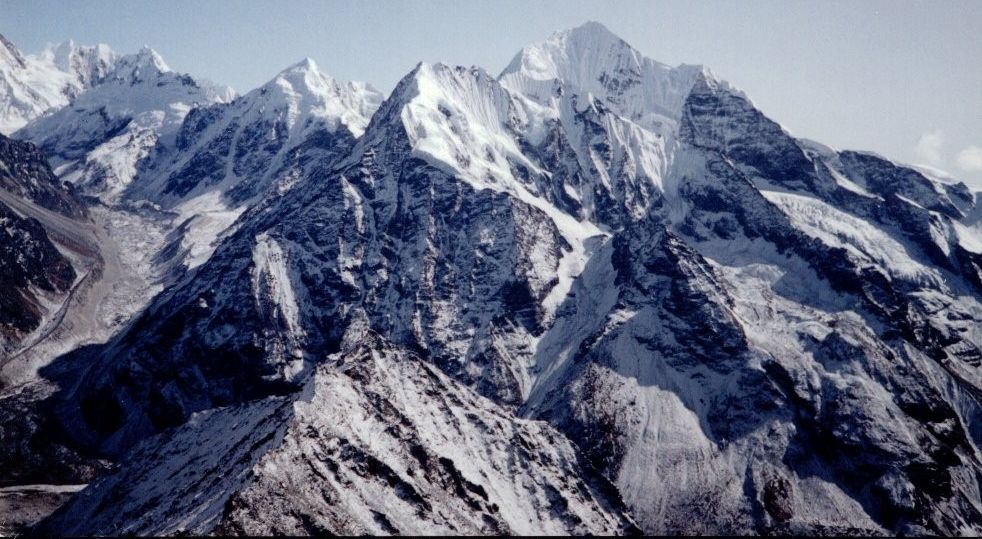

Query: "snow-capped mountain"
left=14, top=47, right=234, bottom=203
left=0, top=34, right=116, bottom=134
left=1, top=22, right=980, bottom=536
left=129, top=57, right=382, bottom=270
left=134, top=57, right=381, bottom=208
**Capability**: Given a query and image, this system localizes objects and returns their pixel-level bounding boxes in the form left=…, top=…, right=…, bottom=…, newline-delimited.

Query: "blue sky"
left=3, top=0, right=981, bottom=187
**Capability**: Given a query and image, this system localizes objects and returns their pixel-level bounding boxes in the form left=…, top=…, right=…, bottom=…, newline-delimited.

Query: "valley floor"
left=0, top=199, right=166, bottom=386
left=0, top=200, right=169, bottom=532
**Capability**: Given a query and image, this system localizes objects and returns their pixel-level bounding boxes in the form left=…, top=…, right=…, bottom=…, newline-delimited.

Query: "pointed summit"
left=500, top=21, right=705, bottom=129
left=559, top=20, right=634, bottom=54
left=51, top=38, right=78, bottom=62
left=500, top=21, right=645, bottom=85
left=284, top=56, right=318, bottom=73
left=193, top=57, right=383, bottom=147
left=570, top=20, right=616, bottom=35
left=265, top=56, right=332, bottom=93
left=134, top=46, right=170, bottom=71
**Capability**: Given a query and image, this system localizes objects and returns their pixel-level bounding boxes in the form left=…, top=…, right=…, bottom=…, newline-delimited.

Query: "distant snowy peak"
left=19, top=45, right=233, bottom=148
left=0, top=34, right=117, bottom=133
left=14, top=45, right=234, bottom=202
left=156, top=57, right=382, bottom=187
left=499, top=21, right=710, bottom=131
left=125, top=56, right=379, bottom=249
left=40, top=39, right=117, bottom=88
left=107, top=46, right=171, bottom=83
left=250, top=57, right=382, bottom=137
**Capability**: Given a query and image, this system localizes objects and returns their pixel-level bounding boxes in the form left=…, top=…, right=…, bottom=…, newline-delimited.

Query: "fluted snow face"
left=500, top=21, right=705, bottom=134
left=401, top=63, right=533, bottom=187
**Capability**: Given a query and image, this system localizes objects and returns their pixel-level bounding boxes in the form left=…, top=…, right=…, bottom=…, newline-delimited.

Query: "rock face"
left=39, top=333, right=636, bottom=536
left=0, top=134, right=84, bottom=217
left=0, top=133, right=83, bottom=350
left=4, top=22, right=980, bottom=536
left=0, top=201, right=75, bottom=342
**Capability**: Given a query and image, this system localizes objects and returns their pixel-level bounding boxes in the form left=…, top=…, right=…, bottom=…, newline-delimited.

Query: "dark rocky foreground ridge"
left=0, top=22, right=980, bottom=535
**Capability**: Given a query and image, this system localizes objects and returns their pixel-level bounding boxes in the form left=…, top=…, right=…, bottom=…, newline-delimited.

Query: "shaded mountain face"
left=0, top=133, right=82, bottom=350
left=0, top=134, right=84, bottom=218
left=0, top=202, right=74, bottom=340
left=9, top=22, right=981, bottom=536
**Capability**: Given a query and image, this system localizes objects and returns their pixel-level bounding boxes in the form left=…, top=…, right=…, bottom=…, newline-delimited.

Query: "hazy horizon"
left=3, top=0, right=981, bottom=187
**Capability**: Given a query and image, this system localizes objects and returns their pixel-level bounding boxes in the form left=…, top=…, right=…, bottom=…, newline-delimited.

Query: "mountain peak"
left=269, top=56, right=330, bottom=90
left=51, top=38, right=77, bottom=55
left=561, top=20, right=627, bottom=47
left=261, top=56, right=335, bottom=98
left=286, top=56, right=318, bottom=73
left=499, top=22, right=704, bottom=129
left=136, top=46, right=169, bottom=70
left=500, top=21, right=642, bottom=81
left=112, top=46, right=170, bottom=79
left=0, top=33, right=27, bottom=69
left=231, top=57, right=382, bottom=138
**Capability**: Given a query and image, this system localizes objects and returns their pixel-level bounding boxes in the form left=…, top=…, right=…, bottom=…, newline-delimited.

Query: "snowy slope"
left=40, top=333, right=635, bottom=536
left=0, top=34, right=116, bottom=134
left=15, top=47, right=234, bottom=203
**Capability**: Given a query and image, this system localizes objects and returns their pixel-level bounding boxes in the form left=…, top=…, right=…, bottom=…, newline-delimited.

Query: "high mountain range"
left=0, top=22, right=980, bottom=536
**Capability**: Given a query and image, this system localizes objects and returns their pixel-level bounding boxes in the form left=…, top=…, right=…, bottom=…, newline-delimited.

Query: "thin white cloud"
left=956, top=145, right=982, bottom=172
left=914, top=130, right=944, bottom=165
